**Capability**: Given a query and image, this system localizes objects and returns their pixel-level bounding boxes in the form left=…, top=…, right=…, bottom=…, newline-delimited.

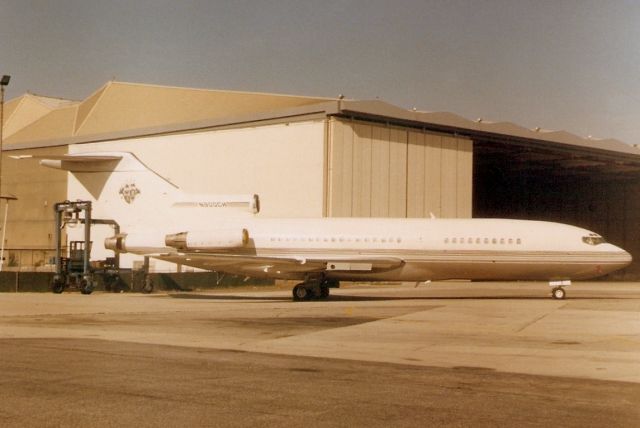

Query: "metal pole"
left=0, top=83, right=4, bottom=199
left=54, top=203, right=62, bottom=277
left=83, top=202, right=91, bottom=277
left=0, top=76, right=12, bottom=272
left=0, top=199, right=8, bottom=272
left=0, top=75, right=10, bottom=200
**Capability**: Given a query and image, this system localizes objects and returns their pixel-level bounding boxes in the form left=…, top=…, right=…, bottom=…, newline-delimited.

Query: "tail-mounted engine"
left=164, top=229, right=249, bottom=251
left=104, top=232, right=168, bottom=254
left=105, top=229, right=250, bottom=254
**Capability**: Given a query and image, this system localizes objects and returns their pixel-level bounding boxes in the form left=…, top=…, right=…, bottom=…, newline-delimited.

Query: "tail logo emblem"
left=119, top=183, right=140, bottom=204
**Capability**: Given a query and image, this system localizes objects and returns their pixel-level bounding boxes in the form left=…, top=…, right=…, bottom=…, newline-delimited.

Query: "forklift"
left=51, top=200, right=121, bottom=294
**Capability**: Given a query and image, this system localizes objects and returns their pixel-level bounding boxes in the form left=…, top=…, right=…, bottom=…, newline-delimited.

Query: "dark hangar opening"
left=473, top=139, right=640, bottom=279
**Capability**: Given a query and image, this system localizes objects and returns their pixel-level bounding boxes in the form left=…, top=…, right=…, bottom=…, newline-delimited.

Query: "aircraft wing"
left=158, top=253, right=404, bottom=277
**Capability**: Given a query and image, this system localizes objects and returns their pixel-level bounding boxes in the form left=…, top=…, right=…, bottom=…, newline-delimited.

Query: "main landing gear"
left=292, top=276, right=339, bottom=301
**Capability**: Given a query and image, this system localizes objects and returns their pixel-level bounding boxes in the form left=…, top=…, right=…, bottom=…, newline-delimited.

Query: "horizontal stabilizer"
left=10, top=155, right=123, bottom=162
left=11, top=153, right=125, bottom=173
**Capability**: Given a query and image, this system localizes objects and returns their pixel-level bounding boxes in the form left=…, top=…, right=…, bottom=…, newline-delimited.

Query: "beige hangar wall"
left=67, top=120, right=326, bottom=270
left=1, top=146, right=68, bottom=269
left=327, top=118, right=473, bottom=219
left=70, top=120, right=327, bottom=217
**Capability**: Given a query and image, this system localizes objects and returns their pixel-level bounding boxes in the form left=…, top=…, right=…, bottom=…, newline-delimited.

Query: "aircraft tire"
left=292, top=284, right=309, bottom=301
left=80, top=279, right=94, bottom=295
left=551, top=287, right=566, bottom=300
left=52, top=279, right=65, bottom=294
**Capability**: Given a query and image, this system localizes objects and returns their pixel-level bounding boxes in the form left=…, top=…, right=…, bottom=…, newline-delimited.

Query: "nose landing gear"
left=549, top=280, right=570, bottom=300
left=551, top=286, right=566, bottom=300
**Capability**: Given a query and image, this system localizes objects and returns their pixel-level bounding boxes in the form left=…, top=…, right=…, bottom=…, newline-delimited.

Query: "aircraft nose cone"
left=621, top=249, right=633, bottom=265
left=606, top=244, right=632, bottom=270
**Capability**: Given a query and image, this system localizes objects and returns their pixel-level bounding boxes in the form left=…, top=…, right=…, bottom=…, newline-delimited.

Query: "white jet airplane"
left=16, top=152, right=632, bottom=300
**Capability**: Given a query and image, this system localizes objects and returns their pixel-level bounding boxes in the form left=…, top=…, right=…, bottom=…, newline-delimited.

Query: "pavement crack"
left=515, top=312, right=551, bottom=333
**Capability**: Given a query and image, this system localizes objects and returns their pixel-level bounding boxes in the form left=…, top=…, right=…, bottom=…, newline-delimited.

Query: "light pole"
left=0, top=74, right=10, bottom=198
left=0, top=75, right=11, bottom=271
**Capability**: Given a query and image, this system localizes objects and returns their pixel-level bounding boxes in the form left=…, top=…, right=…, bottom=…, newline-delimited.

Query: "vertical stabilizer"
left=15, top=151, right=259, bottom=231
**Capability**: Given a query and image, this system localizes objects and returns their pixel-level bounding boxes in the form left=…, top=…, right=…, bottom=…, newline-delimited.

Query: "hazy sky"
left=1, top=0, right=639, bottom=144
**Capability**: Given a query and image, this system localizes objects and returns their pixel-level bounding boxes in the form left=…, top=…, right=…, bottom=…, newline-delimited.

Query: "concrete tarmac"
left=0, top=281, right=638, bottom=427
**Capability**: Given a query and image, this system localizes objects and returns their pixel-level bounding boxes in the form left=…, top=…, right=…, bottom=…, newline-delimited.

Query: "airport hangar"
left=2, top=81, right=640, bottom=277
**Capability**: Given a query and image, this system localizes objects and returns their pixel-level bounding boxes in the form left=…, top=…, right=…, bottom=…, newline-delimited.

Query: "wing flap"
left=157, top=253, right=404, bottom=276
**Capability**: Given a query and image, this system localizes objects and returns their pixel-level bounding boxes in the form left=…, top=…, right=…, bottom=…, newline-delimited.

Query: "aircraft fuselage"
left=111, top=217, right=631, bottom=283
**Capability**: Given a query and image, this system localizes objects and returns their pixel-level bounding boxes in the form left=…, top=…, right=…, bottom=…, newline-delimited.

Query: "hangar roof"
left=2, top=81, right=638, bottom=166
left=3, top=81, right=331, bottom=147
left=335, top=99, right=639, bottom=158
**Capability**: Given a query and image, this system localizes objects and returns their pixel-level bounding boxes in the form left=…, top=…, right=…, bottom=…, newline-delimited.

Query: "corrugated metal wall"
left=328, top=118, right=473, bottom=218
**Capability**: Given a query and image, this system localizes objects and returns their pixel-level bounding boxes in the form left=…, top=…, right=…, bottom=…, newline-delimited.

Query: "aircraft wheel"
left=292, top=284, right=309, bottom=301
left=80, top=279, right=94, bottom=295
left=551, top=287, right=566, bottom=300
left=52, top=278, right=65, bottom=294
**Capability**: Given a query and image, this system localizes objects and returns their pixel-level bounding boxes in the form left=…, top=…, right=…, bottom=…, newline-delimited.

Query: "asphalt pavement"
left=0, top=281, right=638, bottom=426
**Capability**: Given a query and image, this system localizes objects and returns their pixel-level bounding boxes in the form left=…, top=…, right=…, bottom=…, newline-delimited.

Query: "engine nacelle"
left=164, top=229, right=249, bottom=251
left=104, top=233, right=171, bottom=254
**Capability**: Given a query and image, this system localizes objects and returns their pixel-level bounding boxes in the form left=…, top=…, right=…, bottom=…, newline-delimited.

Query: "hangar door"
left=473, top=141, right=640, bottom=278
left=327, top=118, right=472, bottom=218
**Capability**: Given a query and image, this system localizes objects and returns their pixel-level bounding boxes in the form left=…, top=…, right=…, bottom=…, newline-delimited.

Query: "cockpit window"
left=582, top=234, right=606, bottom=246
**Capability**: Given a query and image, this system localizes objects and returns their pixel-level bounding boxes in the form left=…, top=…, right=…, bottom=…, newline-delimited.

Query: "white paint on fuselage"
left=144, top=217, right=630, bottom=282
